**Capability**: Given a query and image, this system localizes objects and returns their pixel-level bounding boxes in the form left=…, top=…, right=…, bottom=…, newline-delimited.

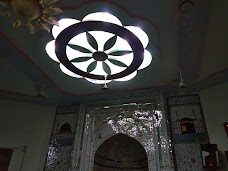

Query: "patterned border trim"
left=56, top=105, right=80, bottom=115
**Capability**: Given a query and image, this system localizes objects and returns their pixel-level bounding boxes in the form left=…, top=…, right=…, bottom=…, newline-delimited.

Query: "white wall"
left=0, top=100, right=56, bottom=171
left=200, top=81, right=228, bottom=170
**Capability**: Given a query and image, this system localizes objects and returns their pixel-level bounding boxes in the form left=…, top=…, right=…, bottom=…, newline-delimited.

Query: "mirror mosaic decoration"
left=72, top=94, right=174, bottom=171
left=44, top=106, right=79, bottom=171
left=43, top=94, right=210, bottom=171
left=44, top=93, right=175, bottom=171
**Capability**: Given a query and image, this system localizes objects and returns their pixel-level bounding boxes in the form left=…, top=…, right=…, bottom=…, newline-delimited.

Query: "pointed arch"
left=93, top=133, right=148, bottom=171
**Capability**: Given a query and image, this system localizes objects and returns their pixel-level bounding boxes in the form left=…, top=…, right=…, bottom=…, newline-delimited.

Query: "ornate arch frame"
left=69, top=94, right=174, bottom=171
left=92, top=132, right=150, bottom=170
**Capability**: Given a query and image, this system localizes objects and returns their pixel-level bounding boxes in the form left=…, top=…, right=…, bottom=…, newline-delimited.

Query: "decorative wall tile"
left=44, top=146, right=73, bottom=171
left=56, top=106, right=79, bottom=115
left=167, top=94, right=208, bottom=144
left=73, top=95, right=174, bottom=171
left=44, top=106, right=79, bottom=171
left=45, top=94, right=177, bottom=171
left=167, top=94, right=209, bottom=171
left=44, top=132, right=75, bottom=171
left=53, top=114, right=78, bottom=134
left=175, top=144, right=203, bottom=171
left=50, top=133, right=75, bottom=147
left=168, top=95, right=199, bottom=106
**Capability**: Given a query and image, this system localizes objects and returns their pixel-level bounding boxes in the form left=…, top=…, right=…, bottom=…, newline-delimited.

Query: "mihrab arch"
left=70, top=97, right=174, bottom=171
left=93, top=133, right=148, bottom=171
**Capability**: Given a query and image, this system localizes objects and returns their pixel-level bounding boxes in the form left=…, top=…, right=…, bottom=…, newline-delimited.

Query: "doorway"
left=93, top=133, right=148, bottom=171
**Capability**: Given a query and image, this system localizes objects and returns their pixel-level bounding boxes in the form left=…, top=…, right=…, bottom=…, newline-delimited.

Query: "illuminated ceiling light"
left=138, top=50, right=152, bottom=70
left=45, top=40, right=59, bottom=62
left=52, top=19, right=80, bottom=39
left=85, top=78, right=112, bottom=84
left=45, top=12, right=153, bottom=84
left=60, top=64, right=82, bottom=78
left=124, top=26, right=149, bottom=48
left=0, top=0, right=62, bottom=34
left=83, top=12, right=122, bottom=26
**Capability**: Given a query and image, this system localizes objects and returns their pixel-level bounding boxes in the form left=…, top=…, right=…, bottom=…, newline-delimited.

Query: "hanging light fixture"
left=45, top=12, right=153, bottom=84
left=0, top=0, right=62, bottom=34
left=101, top=75, right=109, bottom=92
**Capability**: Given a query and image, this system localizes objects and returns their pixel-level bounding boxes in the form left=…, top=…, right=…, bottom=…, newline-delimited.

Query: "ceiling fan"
left=178, top=67, right=188, bottom=95
left=178, top=67, right=188, bottom=89
left=101, top=75, right=110, bottom=92
left=170, top=67, right=206, bottom=95
left=166, top=67, right=189, bottom=95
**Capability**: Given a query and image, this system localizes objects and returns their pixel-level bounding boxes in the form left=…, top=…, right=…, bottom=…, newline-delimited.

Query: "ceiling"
left=0, top=0, right=227, bottom=105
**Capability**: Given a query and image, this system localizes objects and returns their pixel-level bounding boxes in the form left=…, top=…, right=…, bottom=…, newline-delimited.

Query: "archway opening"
left=93, top=133, right=148, bottom=171
left=59, top=122, right=72, bottom=132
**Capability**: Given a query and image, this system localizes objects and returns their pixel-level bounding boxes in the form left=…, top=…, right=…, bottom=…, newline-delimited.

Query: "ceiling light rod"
left=178, top=67, right=187, bottom=88
left=101, top=75, right=109, bottom=92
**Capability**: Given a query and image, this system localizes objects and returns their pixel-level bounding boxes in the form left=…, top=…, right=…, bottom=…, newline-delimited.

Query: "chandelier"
left=0, top=0, right=62, bottom=34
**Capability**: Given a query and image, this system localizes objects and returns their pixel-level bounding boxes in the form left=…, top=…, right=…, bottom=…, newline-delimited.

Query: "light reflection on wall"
left=105, top=108, right=166, bottom=152
left=158, top=136, right=172, bottom=153
left=45, top=147, right=58, bottom=168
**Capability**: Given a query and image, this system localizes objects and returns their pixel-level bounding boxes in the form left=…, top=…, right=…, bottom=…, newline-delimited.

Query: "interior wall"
left=200, top=81, right=228, bottom=170
left=0, top=100, right=56, bottom=171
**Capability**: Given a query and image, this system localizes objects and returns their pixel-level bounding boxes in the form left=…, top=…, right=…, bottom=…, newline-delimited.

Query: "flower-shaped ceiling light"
left=46, top=12, right=152, bottom=84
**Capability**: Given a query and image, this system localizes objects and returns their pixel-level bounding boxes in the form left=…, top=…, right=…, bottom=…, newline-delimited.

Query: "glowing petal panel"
left=45, top=12, right=152, bottom=84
